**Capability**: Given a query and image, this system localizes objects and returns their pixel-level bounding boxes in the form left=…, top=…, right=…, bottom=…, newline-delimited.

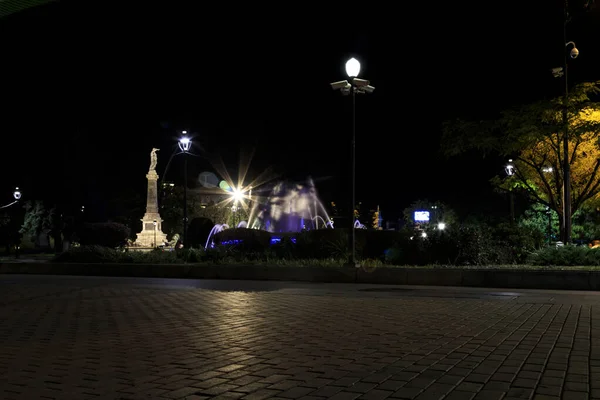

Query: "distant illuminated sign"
left=414, top=211, right=430, bottom=222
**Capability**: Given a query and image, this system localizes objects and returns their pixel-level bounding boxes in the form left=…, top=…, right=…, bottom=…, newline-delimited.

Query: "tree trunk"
left=558, top=210, right=565, bottom=244
left=53, top=231, right=63, bottom=254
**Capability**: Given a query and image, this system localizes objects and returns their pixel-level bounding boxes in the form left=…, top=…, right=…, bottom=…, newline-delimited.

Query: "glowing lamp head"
left=505, top=159, right=515, bottom=176
left=570, top=47, right=579, bottom=59
left=13, top=187, right=21, bottom=200
left=178, top=135, right=191, bottom=152
left=232, top=188, right=243, bottom=203
left=345, top=57, right=360, bottom=78
left=153, top=220, right=157, bottom=227
left=438, top=222, right=446, bottom=230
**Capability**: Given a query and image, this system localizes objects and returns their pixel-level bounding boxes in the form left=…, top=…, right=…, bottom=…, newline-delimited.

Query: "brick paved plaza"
left=1, top=275, right=600, bottom=400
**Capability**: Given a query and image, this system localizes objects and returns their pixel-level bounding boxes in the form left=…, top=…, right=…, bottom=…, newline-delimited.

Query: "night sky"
left=1, top=0, right=599, bottom=222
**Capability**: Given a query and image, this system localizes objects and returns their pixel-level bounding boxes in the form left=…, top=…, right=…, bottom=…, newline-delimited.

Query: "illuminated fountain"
left=354, top=220, right=366, bottom=229
left=248, top=178, right=334, bottom=233
left=313, top=216, right=334, bottom=229
left=205, top=223, right=229, bottom=249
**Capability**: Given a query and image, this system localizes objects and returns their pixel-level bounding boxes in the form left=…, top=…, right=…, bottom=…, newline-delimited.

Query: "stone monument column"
left=135, top=148, right=168, bottom=248
left=146, top=170, right=159, bottom=214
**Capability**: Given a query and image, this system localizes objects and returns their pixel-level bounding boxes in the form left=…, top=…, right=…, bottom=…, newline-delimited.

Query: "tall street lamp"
left=330, top=57, right=375, bottom=266
left=178, top=131, right=192, bottom=247
left=561, top=40, right=579, bottom=244
left=505, top=159, right=516, bottom=221
left=552, top=3, right=581, bottom=244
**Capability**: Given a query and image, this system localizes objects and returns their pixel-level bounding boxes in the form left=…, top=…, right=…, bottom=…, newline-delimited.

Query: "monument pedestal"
left=135, top=170, right=168, bottom=247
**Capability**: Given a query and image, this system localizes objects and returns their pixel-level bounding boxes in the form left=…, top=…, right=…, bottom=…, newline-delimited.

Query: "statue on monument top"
left=149, top=148, right=160, bottom=172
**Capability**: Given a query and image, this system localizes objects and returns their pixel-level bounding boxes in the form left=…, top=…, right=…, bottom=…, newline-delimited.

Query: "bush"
left=383, top=224, right=522, bottom=266
left=493, top=223, right=545, bottom=264
left=294, top=229, right=348, bottom=259
left=360, top=230, right=405, bottom=260
left=54, top=245, right=131, bottom=263
left=54, top=245, right=207, bottom=264
left=78, top=223, right=130, bottom=248
left=528, top=245, right=600, bottom=266
left=383, top=227, right=458, bottom=266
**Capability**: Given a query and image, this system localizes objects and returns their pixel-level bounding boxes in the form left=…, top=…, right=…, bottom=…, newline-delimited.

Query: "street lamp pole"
left=351, top=78, right=356, bottom=264
left=556, top=0, right=580, bottom=244
left=330, top=57, right=375, bottom=266
left=505, top=159, right=516, bottom=221
left=562, top=39, right=576, bottom=244
left=153, top=219, right=157, bottom=248
left=178, top=132, right=192, bottom=248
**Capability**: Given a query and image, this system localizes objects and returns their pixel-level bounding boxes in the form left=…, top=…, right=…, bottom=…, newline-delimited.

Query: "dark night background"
left=1, top=0, right=599, bottom=223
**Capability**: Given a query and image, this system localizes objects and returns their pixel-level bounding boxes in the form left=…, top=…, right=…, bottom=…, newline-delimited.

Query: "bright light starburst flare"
left=195, top=147, right=279, bottom=221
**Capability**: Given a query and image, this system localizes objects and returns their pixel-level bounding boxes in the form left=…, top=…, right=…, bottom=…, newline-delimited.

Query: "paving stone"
left=358, top=389, right=393, bottom=400
left=454, top=382, right=482, bottom=392
left=329, top=392, right=362, bottom=400
left=278, top=386, right=314, bottom=398
left=376, top=380, right=407, bottom=391
left=535, top=384, right=562, bottom=397
left=310, top=385, right=344, bottom=397
left=472, top=390, right=505, bottom=400
left=562, top=391, right=589, bottom=400
left=391, top=387, right=423, bottom=399
left=239, top=389, right=283, bottom=399
left=444, top=391, right=476, bottom=400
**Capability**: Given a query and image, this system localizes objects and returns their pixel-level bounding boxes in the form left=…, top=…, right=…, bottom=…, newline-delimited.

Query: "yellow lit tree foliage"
left=443, top=81, right=600, bottom=237
left=501, top=110, right=600, bottom=232
left=372, top=205, right=380, bottom=229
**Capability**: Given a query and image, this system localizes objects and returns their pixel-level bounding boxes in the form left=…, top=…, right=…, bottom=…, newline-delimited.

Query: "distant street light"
left=178, top=131, right=192, bottom=248
left=153, top=220, right=157, bottom=248
left=505, top=159, right=515, bottom=176
left=231, top=188, right=243, bottom=203
left=505, top=159, right=515, bottom=221
left=1, top=187, right=22, bottom=210
left=178, top=131, right=191, bottom=152
left=437, top=222, right=446, bottom=230
left=330, top=57, right=375, bottom=267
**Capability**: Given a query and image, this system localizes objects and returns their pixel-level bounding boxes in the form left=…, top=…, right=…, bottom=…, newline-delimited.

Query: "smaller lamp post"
left=10, top=187, right=22, bottom=258
left=505, top=159, right=515, bottom=221
left=153, top=220, right=157, bottom=248
left=178, top=132, right=192, bottom=247
left=230, top=188, right=243, bottom=227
